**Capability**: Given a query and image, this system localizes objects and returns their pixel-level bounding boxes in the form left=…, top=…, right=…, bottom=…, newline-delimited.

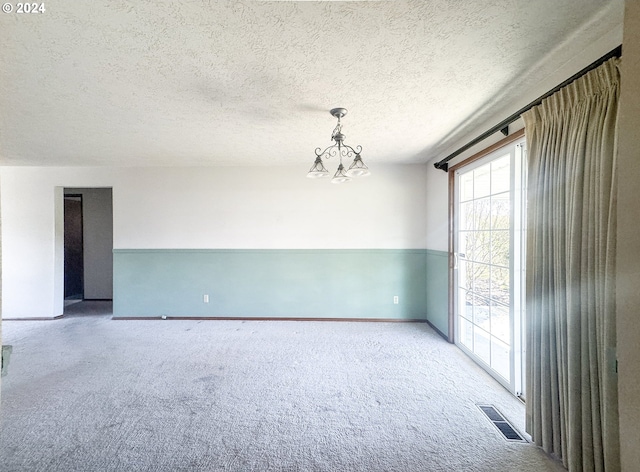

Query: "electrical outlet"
left=203, top=294, right=209, bottom=303
left=393, top=296, right=399, bottom=304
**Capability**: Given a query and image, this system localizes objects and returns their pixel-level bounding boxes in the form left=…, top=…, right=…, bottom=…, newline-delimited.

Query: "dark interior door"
left=64, top=195, right=84, bottom=299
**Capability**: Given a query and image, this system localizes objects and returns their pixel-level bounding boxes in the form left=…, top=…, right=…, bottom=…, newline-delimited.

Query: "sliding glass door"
left=453, top=139, right=526, bottom=396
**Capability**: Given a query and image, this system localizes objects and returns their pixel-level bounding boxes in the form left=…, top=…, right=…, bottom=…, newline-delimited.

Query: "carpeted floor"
left=0, top=301, right=565, bottom=471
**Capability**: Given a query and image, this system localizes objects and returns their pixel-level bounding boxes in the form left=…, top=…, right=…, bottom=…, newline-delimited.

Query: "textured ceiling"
left=0, top=0, right=624, bottom=167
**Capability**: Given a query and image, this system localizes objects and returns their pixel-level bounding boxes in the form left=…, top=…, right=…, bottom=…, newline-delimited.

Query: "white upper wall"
left=1, top=165, right=428, bottom=318
left=114, top=165, right=428, bottom=249
left=424, top=169, right=448, bottom=253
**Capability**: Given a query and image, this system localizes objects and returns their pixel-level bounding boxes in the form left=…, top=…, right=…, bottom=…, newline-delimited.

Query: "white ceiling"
left=0, top=0, right=624, bottom=167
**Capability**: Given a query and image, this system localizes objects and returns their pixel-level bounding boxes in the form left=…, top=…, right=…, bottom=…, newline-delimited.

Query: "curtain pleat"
left=523, top=58, right=620, bottom=472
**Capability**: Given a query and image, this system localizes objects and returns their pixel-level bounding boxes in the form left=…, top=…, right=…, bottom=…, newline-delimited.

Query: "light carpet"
left=0, top=302, right=565, bottom=471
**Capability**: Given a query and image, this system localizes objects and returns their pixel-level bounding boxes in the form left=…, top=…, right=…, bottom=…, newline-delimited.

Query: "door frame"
left=447, top=129, right=525, bottom=391
left=54, top=187, right=114, bottom=315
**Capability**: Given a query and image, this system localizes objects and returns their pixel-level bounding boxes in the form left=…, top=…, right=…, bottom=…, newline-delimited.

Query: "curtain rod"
left=433, top=45, right=622, bottom=172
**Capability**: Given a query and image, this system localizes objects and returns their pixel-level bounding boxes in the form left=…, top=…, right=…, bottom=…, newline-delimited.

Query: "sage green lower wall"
left=113, top=249, right=434, bottom=320
left=425, top=250, right=449, bottom=338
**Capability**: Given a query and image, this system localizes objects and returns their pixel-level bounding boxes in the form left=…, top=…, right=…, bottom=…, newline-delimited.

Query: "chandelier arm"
left=340, top=144, right=363, bottom=156
left=316, top=144, right=342, bottom=160
left=347, top=145, right=362, bottom=155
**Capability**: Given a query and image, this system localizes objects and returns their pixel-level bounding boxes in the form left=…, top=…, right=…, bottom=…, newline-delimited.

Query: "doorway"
left=62, top=188, right=114, bottom=312
left=64, top=195, right=84, bottom=300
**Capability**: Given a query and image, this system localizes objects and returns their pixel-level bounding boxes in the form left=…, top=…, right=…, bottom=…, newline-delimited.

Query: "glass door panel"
left=454, top=143, right=525, bottom=395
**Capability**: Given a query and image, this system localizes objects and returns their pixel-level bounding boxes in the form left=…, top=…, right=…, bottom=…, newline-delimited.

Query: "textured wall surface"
left=0, top=0, right=623, bottom=167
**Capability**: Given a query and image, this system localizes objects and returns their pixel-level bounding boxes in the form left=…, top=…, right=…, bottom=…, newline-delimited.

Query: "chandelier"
left=307, top=108, right=370, bottom=183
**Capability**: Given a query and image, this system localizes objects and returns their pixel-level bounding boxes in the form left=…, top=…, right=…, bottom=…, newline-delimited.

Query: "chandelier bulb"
left=307, top=156, right=329, bottom=179
left=346, top=155, right=370, bottom=177
left=331, top=163, right=352, bottom=184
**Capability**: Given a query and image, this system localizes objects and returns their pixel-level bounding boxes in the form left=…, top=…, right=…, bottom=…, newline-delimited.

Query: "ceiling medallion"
left=307, top=108, right=370, bottom=183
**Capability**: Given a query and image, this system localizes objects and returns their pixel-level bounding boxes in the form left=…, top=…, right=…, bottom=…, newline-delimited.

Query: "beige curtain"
left=523, top=58, right=620, bottom=471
